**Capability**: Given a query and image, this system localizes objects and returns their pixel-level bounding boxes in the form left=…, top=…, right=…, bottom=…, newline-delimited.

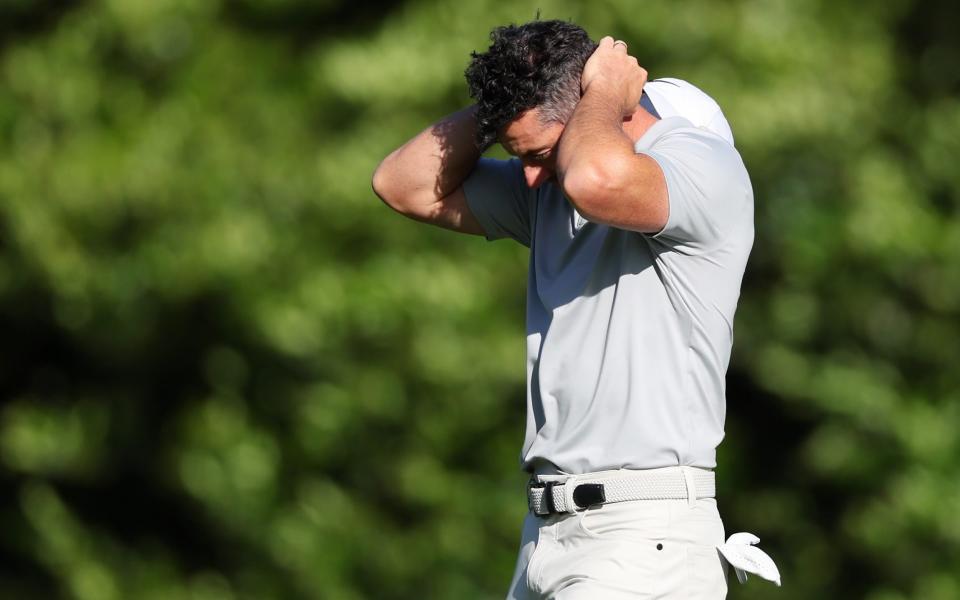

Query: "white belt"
left=526, top=466, right=716, bottom=516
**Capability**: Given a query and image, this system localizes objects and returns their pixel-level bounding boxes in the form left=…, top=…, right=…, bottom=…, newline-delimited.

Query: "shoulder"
left=644, top=78, right=735, bottom=146
left=637, top=118, right=746, bottom=180
left=639, top=118, right=753, bottom=245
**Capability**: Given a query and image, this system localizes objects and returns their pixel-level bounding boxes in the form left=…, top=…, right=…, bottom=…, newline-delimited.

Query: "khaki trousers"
left=507, top=470, right=728, bottom=599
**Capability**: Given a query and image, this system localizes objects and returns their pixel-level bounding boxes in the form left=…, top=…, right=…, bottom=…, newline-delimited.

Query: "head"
left=465, top=20, right=597, bottom=188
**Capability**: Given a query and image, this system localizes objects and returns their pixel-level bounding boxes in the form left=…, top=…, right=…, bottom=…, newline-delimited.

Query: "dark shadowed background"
left=1, top=0, right=959, bottom=598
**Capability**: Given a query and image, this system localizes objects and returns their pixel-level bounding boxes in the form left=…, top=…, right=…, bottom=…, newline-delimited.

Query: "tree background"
left=1, top=0, right=958, bottom=598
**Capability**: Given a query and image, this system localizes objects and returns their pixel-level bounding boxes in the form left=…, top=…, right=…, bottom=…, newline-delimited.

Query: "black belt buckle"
left=573, top=483, right=606, bottom=509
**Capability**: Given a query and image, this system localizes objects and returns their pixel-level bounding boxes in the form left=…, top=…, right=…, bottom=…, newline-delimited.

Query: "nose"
left=523, top=164, right=553, bottom=189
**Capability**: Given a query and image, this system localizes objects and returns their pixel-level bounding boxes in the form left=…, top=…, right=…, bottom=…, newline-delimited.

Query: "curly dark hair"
left=465, top=20, right=597, bottom=148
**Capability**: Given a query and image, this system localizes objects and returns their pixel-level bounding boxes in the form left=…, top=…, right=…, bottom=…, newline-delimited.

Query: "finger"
left=598, top=36, right=615, bottom=49
left=613, top=40, right=628, bottom=52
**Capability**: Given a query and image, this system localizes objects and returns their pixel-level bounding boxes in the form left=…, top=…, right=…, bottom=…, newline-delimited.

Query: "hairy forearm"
left=372, top=106, right=482, bottom=211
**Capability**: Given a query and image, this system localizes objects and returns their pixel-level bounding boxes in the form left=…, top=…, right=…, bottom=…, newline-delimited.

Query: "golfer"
left=372, top=19, right=779, bottom=599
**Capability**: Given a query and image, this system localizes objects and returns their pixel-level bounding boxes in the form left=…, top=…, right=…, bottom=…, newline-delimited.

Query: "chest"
left=531, top=192, right=658, bottom=311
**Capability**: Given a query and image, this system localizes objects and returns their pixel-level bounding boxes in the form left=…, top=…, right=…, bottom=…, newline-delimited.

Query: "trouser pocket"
left=687, top=543, right=729, bottom=599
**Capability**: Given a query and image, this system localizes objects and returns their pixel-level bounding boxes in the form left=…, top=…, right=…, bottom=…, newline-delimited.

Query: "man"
left=373, top=19, right=778, bottom=599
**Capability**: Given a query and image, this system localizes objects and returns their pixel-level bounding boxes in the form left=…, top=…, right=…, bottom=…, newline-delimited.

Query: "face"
left=498, top=108, right=565, bottom=189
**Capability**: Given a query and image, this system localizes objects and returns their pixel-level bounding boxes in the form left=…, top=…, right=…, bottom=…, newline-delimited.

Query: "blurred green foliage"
left=0, top=0, right=958, bottom=598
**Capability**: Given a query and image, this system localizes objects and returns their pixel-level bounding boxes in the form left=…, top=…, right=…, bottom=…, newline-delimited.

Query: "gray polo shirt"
left=463, top=116, right=754, bottom=475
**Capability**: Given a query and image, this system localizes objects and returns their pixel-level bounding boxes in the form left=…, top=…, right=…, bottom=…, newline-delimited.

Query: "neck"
left=622, top=106, right=659, bottom=144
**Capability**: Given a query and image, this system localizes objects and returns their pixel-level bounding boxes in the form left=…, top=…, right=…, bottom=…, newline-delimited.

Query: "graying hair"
left=537, top=71, right=583, bottom=126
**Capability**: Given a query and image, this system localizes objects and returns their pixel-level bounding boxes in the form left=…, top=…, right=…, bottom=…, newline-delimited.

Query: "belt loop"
left=562, top=474, right=579, bottom=514
left=544, top=481, right=557, bottom=514
left=681, top=466, right=697, bottom=507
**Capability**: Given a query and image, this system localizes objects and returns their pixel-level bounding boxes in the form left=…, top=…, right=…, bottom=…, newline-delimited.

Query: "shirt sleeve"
left=462, top=158, right=535, bottom=247
left=643, top=128, right=753, bottom=251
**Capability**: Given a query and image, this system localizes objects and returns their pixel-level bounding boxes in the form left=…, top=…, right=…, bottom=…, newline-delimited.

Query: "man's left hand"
left=580, top=36, right=648, bottom=117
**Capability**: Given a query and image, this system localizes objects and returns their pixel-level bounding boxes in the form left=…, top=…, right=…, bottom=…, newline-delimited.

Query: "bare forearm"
left=372, top=106, right=482, bottom=211
left=551, top=36, right=667, bottom=232
left=556, top=84, right=636, bottom=211
left=555, top=82, right=667, bottom=231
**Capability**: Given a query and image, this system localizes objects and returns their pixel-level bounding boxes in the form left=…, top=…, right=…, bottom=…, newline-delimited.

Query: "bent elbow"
left=560, top=155, right=668, bottom=232
left=561, top=161, right=621, bottom=218
left=371, top=158, right=403, bottom=212
left=371, top=159, right=391, bottom=200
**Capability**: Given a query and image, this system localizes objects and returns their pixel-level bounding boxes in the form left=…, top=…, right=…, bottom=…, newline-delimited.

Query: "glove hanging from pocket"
left=717, top=532, right=782, bottom=587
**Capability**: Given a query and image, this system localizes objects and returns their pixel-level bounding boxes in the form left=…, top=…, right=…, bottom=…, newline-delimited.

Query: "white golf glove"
left=717, top=532, right=782, bottom=587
